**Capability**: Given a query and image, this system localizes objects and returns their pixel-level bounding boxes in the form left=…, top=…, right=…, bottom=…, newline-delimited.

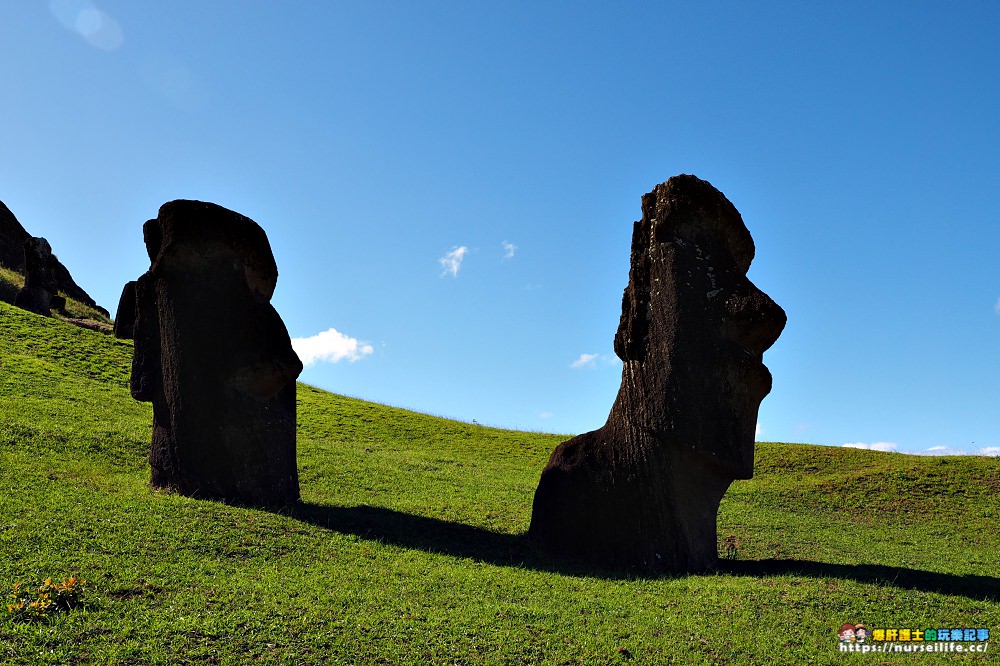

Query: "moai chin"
left=528, top=175, right=786, bottom=572
left=116, top=200, right=303, bottom=506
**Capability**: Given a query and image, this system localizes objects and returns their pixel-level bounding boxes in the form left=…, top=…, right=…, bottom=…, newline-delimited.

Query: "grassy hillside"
left=1, top=300, right=997, bottom=664
left=0, top=265, right=112, bottom=332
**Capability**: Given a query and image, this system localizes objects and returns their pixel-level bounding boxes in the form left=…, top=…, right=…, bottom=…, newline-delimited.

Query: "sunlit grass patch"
left=1, top=301, right=998, bottom=665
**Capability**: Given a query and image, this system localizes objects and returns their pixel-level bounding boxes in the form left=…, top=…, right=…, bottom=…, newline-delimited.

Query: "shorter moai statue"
left=529, top=175, right=786, bottom=572
left=14, top=237, right=61, bottom=315
left=116, top=200, right=303, bottom=506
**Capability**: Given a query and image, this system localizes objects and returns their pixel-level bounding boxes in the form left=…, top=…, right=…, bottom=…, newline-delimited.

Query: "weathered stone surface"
left=528, top=175, right=786, bottom=572
left=0, top=200, right=31, bottom=272
left=119, top=200, right=303, bottom=506
left=1, top=199, right=109, bottom=316
left=13, top=237, right=61, bottom=315
left=113, top=281, right=136, bottom=339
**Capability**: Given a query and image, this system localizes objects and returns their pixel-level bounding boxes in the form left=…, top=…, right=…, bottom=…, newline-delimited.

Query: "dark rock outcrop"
left=528, top=175, right=786, bottom=572
left=0, top=200, right=31, bottom=272
left=0, top=199, right=109, bottom=316
left=116, top=200, right=303, bottom=506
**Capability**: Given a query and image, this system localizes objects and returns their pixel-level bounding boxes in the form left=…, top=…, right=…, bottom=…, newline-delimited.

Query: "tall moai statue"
left=529, top=175, right=786, bottom=572
left=116, top=200, right=303, bottom=506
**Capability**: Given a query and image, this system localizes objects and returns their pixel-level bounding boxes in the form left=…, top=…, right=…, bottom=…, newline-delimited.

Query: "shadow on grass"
left=287, top=502, right=1000, bottom=600
left=288, top=502, right=551, bottom=570
left=718, top=560, right=1000, bottom=602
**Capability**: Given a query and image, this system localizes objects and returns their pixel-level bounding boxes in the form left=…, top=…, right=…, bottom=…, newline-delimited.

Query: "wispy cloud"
left=291, top=328, right=374, bottom=366
left=845, top=441, right=1000, bottom=457
left=570, top=353, right=601, bottom=369
left=917, top=445, right=1000, bottom=456
left=439, top=246, right=469, bottom=277
left=917, top=445, right=972, bottom=456
left=995, top=296, right=1000, bottom=315
left=538, top=411, right=554, bottom=419
left=502, top=241, right=517, bottom=260
left=843, top=442, right=898, bottom=452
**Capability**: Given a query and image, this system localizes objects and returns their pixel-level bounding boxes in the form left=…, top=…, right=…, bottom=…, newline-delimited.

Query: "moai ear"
left=142, top=219, right=161, bottom=263
left=113, top=281, right=137, bottom=340
left=128, top=274, right=159, bottom=404
left=242, top=261, right=276, bottom=302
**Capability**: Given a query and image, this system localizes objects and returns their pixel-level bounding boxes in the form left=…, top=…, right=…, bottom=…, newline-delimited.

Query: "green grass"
left=1, top=300, right=998, bottom=664
left=0, top=265, right=24, bottom=305
left=0, top=264, right=111, bottom=331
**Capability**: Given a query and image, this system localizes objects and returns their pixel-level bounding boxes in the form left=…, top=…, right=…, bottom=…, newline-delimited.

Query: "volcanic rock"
left=13, top=237, right=61, bottom=315
left=528, top=175, right=786, bottom=572
left=0, top=199, right=109, bottom=316
left=0, top=200, right=31, bottom=272
left=117, top=200, right=303, bottom=506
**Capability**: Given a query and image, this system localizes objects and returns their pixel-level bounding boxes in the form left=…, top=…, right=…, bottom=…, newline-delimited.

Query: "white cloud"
left=844, top=442, right=999, bottom=457
left=916, top=445, right=970, bottom=456
left=502, top=241, right=517, bottom=260
left=843, top=442, right=898, bottom=452
left=538, top=411, right=554, bottom=419
left=868, top=442, right=899, bottom=452
left=912, top=445, right=1000, bottom=456
left=570, top=353, right=600, bottom=369
left=291, top=328, right=374, bottom=366
left=995, top=296, right=1000, bottom=315
left=755, top=422, right=762, bottom=438
left=439, top=246, right=469, bottom=277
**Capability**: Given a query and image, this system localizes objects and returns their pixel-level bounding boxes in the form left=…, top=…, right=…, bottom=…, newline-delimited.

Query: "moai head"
left=119, top=200, right=303, bottom=506
left=529, top=175, right=786, bottom=571
left=612, top=174, right=786, bottom=479
left=136, top=202, right=299, bottom=394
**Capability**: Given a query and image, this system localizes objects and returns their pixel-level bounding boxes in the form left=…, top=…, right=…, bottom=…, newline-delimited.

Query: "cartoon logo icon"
left=854, top=624, right=869, bottom=643
left=839, top=624, right=856, bottom=643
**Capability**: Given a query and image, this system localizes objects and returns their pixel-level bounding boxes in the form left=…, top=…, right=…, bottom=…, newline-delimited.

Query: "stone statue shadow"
left=718, top=560, right=1000, bottom=602
left=286, top=502, right=1000, bottom=601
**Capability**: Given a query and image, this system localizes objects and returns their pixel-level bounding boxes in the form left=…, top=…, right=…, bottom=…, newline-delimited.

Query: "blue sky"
left=2, top=1, right=998, bottom=456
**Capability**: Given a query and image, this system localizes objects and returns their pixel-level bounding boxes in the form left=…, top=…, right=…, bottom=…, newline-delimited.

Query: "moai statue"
left=529, top=175, right=786, bottom=572
left=116, top=200, right=303, bottom=506
left=14, top=237, right=60, bottom=315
